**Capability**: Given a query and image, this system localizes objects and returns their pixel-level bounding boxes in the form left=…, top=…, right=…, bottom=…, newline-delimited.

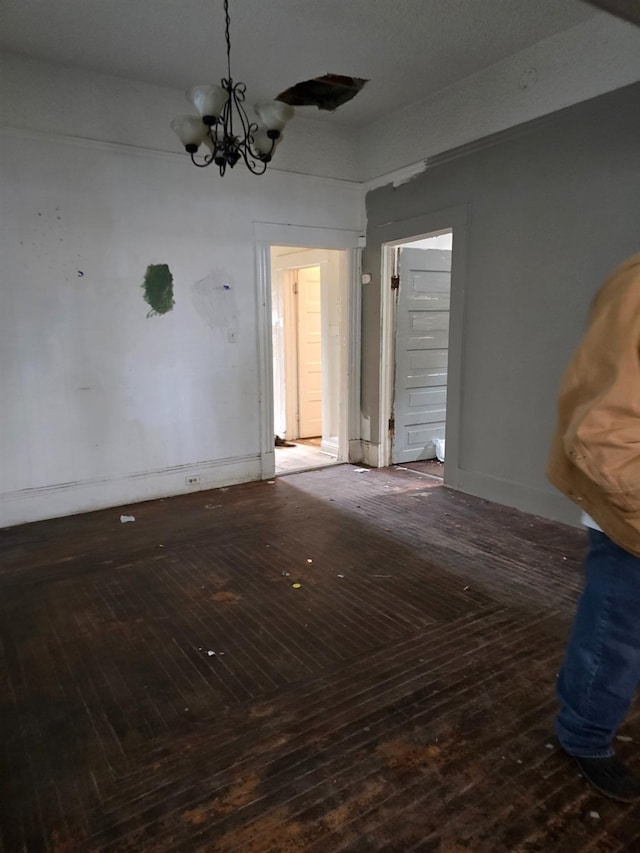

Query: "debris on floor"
left=120, top=515, right=135, bottom=523
left=589, top=811, right=600, bottom=820
left=353, top=467, right=369, bottom=473
left=617, top=735, right=633, bottom=742
left=292, top=583, right=302, bottom=589
left=275, top=435, right=296, bottom=447
left=337, top=574, right=345, bottom=579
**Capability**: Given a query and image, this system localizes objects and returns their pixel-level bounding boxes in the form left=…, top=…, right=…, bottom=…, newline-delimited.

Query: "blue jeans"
left=556, top=528, right=640, bottom=758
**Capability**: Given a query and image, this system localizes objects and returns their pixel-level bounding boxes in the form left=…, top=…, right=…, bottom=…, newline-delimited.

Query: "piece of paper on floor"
left=120, top=515, right=136, bottom=523
left=353, top=467, right=369, bottom=473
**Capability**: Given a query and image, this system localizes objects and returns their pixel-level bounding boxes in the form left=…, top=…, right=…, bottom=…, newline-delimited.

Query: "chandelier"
left=171, top=0, right=294, bottom=176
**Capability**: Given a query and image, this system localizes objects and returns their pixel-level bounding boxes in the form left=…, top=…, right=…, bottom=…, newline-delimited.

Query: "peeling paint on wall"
left=142, top=264, right=174, bottom=317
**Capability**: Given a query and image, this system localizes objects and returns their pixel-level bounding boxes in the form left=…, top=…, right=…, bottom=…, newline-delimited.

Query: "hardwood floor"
left=1, top=464, right=639, bottom=851
left=274, top=438, right=338, bottom=475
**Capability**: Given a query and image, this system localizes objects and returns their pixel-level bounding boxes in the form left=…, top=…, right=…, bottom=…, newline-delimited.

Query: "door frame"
left=376, top=205, right=469, bottom=485
left=254, top=222, right=364, bottom=479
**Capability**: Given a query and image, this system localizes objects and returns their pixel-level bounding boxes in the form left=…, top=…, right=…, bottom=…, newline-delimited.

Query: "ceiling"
left=0, top=0, right=598, bottom=127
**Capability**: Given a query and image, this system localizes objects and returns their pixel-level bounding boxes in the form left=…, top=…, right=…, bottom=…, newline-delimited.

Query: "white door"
left=392, top=248, right=451, bottom=464
left=296, top=266, right=322, bottom=437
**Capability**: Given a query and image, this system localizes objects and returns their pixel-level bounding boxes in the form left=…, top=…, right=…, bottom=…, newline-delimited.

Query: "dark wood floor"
left=2, top=463, right=640, bottom=851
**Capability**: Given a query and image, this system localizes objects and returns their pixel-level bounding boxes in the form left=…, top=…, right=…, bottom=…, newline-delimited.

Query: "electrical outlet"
left=185, top=475, right=201, bottom=486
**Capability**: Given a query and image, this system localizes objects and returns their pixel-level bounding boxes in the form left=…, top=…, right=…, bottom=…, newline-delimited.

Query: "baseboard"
left=359, top=441, right=383, bottom=468
left=0, top=454, right=262, bottom=528
left=451, top=468, right=581, bottom=528
left=320, top=438, right=339, bottom=457
left=348, top=439, right=363, bottom=464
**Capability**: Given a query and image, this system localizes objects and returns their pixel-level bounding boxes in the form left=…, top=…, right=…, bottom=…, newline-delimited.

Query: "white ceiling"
left=0, top=0, right=598, bottom=127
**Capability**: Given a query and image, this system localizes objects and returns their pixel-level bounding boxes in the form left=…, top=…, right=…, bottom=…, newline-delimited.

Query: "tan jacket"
left=547, top=254, right=640, bottom=556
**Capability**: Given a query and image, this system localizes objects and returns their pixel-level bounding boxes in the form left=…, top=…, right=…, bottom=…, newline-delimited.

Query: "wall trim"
left=0, top=454, right=261, bottom=528
left=253, top=222, right=365, bottom=247
left=0, top=124, right=363, bottom=187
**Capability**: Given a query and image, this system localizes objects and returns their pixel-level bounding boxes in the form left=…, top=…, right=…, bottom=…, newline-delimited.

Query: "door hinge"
left=391, top=275, right=400, bottom=291
left=292, top=282, right=298, bottom=294
left=388, top=417, right=395, bottom=435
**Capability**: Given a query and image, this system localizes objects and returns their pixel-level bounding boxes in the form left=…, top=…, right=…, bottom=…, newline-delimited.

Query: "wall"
left=0, top=56, right=362, bottom=527
left=363, top=82, right=640, bottom=526
left=360, top=14, right=640, bottom=184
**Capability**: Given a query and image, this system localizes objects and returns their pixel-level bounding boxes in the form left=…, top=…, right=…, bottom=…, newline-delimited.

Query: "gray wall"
left=363, top=82, right=640, bottom=525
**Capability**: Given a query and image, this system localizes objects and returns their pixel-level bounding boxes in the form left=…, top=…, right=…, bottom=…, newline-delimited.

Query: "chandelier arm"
left=231, top=85, right=251, bottom=137
left=190, top=151, right=214, bottom=168
left=221, top=78, right=234, bottom=139
left=231, top=83, right=276, bottom=162
left=248, top=131, right=276, bottom=161
left=240, top=145, right=268, bottom=175
left=230, top=88, right=268, bottom=173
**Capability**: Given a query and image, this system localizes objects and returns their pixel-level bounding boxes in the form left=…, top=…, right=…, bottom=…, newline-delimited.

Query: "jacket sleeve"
left=563, top=268, right=640, bottom=510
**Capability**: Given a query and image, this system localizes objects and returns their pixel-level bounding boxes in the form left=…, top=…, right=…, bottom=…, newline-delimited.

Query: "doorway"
left=384, top=230, right=453, bottom=473
left=270, top=246, right=348, bottom=475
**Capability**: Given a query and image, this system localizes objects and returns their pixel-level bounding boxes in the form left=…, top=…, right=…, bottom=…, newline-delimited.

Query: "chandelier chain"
left=224, top=0, right=232, bottom=82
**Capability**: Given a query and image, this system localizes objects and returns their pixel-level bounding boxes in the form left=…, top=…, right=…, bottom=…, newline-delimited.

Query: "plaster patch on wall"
left=191, top=271, right=239, bottom=340
left=142, top=264, right=175, bottom=317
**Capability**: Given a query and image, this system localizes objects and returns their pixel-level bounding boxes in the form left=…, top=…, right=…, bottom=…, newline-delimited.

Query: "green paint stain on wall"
left=142, top=264, right=175, bottom=317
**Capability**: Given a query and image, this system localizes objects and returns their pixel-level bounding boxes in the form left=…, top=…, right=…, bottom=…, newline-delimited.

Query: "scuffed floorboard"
left=1, top=463, right=639, bottom=851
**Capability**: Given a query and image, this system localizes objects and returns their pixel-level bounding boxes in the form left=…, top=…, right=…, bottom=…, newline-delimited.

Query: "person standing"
left=548, top=254, right=640, bottom=801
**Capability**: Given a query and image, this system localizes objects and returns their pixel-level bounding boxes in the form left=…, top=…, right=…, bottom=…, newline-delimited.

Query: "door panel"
left=297, top=267, right=322, bottom=438
left=392, top=248, right=452, bottom=464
